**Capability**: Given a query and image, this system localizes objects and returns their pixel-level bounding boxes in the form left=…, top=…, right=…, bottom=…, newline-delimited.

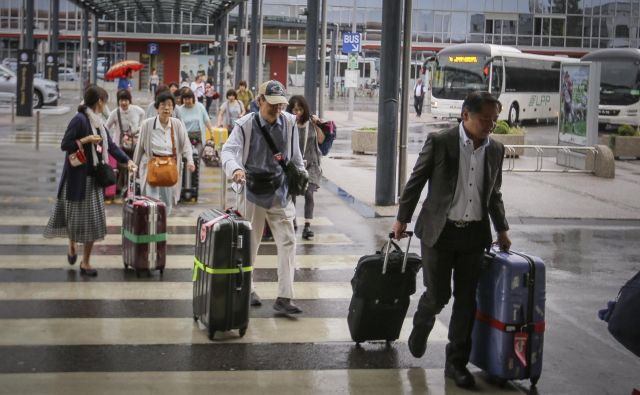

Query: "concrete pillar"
left=91, top=14, right=98, bottom=85
left=375, top=0, right=402, bottom=206
left=304, top=0, right=320, bottom=114
left=235, top=1, right=246, bottom=87
left=249, top=0, right=259, bottom=93
left=219, top=14, right=228, bottom=96
left=81, top=8, right=90, bottom=91
left=25, top=0, right=34, bottom=50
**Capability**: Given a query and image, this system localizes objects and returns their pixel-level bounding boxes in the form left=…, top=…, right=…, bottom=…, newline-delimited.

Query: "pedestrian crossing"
left=0, top=150, right=525, bottom=394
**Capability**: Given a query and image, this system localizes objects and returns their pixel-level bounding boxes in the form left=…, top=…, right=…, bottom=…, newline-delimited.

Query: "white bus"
left=581, top=48, right=640, bottom=127
left=430, top=44, right=579, bottom=124
left=287, top=54, right=378, bottom=89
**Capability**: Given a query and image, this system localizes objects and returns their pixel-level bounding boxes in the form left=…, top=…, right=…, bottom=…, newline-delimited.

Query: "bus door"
left=488, top=57, right=504, bottom=97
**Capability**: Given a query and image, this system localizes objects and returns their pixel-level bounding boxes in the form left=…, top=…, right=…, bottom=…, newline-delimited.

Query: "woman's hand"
left=187, top=162, right=196, bottom=173
left=127, top=160, right=137, bottom=173
left=310, top=114, right=321, bottom=124
left=81, top=135, right=102, bottom=145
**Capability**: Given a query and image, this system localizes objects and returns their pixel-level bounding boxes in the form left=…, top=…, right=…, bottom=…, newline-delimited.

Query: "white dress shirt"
left=448, top=121, right=489, bottom=222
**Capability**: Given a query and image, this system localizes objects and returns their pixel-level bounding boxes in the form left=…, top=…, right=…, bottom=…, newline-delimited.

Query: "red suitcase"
left=104, top=154, right=118, bottom=200
left=122, top=175, right=167, bottom=276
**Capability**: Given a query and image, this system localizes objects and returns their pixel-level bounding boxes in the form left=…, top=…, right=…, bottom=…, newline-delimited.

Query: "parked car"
left=0, top=64, right=59, bottom=108
left=35, top=67, right=79, bottom=81
left=1, top=58, right=17, bottom=73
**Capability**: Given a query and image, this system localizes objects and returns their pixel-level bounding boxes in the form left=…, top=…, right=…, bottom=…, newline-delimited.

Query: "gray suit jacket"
left=397, top=126, right=509, bottom=248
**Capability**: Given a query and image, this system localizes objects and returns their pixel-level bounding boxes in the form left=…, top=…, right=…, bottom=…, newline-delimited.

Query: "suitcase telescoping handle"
left=232, top=179, right=247, bottom=217
left=127, top=169, right=137, bottom=202
left=382, top=231, right=414, bottom=275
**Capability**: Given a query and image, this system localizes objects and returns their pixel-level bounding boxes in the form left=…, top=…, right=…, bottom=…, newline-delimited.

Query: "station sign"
left=147, top=43, right=160, bottom=55
left=342, top=32, right=361, bottom=53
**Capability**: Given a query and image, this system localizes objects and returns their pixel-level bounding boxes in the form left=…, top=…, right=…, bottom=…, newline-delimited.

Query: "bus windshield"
left=600, top=61, right=640, bottom=106
left=432, top=55, right=489, bottom=100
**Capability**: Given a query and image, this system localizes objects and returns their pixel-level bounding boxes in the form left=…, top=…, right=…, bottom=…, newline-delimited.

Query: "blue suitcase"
left=470, top=250, right=546, bottom=387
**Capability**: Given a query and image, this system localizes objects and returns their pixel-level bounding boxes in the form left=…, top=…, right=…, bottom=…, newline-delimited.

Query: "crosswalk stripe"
left=0, top=233, right=352, bottom=246
left=0, top=369, right=487, bottom=395
left=0, top=255, right=360, bottom=270
left=0, top=317, right=448, bottom=345
left=0, top=282, right=353, bottom=300
left=0, top=216, right=335, bottom=227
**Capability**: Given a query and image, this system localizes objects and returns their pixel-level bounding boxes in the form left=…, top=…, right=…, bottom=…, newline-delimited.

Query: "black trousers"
left=413, top=221, right=486, bottom=367
left=414, top=95, right=424, bottom=116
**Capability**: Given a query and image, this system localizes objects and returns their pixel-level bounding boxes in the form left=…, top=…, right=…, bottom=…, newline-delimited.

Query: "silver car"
left=0, top=64, right=59, bottom=108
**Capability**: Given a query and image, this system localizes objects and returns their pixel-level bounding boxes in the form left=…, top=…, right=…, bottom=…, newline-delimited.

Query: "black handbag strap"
left=256, top=115, right=288, bottom=172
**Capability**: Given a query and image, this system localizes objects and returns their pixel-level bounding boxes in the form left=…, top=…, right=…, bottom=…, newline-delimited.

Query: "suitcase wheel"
left=488, top=375, right=508, bottom=388
left=239, top=327, right=247, bottom=338
left=123, top=263, right=128, bottom=269
left=208, top=331, right=215, bottom=340
left=159, top=269, right=164, bottom=276
left=531, top=376, right=540, bottom=387
left=193, top=316, right=198, bottom=323
left=135, top=271, right=141, bottom=278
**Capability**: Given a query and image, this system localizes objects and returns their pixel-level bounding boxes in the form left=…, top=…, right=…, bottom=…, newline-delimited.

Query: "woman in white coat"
left=133, top=91, right=195, bottom=214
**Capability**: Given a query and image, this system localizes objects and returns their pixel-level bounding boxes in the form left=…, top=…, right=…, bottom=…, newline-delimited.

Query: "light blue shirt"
left=176, top=102, right=210, bottom=142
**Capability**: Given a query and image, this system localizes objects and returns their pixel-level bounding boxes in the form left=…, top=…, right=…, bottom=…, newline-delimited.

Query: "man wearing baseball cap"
left=221, top=80, right=307, bottom=315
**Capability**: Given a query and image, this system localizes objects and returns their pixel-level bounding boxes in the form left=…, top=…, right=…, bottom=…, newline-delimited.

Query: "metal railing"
left=503, top=145, right=598, bottom=173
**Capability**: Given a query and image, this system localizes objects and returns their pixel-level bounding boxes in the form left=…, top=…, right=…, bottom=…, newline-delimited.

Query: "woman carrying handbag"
left=133, top=91, right=195, bottom=215
left=44, top=85, right=137, bottom=277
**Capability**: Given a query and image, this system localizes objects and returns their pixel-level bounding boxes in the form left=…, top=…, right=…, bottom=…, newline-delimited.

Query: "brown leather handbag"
left=147, top=121, right=179, bottom=187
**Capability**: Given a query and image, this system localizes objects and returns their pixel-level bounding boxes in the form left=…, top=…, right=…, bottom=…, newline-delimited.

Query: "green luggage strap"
left=122, top=228, right=167, bottom=243
left=192, top=257, right=253, bottom=282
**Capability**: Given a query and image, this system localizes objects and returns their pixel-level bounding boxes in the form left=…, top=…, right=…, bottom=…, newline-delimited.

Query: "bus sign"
left=342, top=32, right=361, bottom=53
left=448, top=56, right=478, bottom=63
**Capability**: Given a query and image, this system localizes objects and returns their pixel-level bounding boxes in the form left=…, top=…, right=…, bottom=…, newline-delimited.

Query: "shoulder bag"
left=147, top=121, right=179, bottom=187
left=91, top=137, right=117, bottom=188
left=117, top=108, right=135, bottom=156
left=257, top=117, right=308, bottom=196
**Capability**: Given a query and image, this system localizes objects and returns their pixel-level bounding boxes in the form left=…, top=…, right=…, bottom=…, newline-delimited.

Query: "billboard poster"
left=179, top=55, right=216, bottom=85
left=558, top=63, right=591, bottom=146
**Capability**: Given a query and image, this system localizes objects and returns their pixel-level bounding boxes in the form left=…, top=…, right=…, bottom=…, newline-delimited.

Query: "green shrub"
left=493, top=120, right=510, bottom=135
left=616, top=124, right=639, bottom=136
left=509, top=125, right=527, bottom=135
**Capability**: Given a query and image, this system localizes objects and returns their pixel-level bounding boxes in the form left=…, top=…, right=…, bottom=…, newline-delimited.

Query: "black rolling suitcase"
left=193, top=186, right=252, bottom=339
left=180, top=151, right=200, bottom=202
left=348, top=232, right=422, bottom=345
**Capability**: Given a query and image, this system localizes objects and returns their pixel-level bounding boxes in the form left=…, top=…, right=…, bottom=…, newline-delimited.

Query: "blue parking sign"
left=342, top=32, right=361, bottom=54
left=147, top=43, right=159, bottom=55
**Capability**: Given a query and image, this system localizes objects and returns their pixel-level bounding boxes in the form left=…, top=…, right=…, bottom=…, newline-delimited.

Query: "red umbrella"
left=105, top=60, right=144, bottom=81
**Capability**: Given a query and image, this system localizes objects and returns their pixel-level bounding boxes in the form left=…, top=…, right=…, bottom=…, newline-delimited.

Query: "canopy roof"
left=72, top=0, right=242, bottom=23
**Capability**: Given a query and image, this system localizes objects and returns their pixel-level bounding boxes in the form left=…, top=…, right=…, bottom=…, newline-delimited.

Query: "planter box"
left=490, top=134, right=525, bottom=157
left=598, top=135, right=640, bottom=159
left=352, top=129, right=377, bottom=155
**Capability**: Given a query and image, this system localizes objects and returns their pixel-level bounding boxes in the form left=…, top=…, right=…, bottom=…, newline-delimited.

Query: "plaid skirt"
left=43, top=176, right=107, bottom=243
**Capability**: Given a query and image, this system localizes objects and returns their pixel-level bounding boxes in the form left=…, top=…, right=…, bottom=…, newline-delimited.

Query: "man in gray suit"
left=392, top=91, right=511, bottom=388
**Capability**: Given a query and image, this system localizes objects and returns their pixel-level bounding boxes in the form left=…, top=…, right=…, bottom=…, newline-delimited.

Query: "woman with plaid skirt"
left=44, top=86, right=137, bottom=277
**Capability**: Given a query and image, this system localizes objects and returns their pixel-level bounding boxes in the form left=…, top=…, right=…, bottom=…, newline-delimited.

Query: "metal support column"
left=219, top=14, right=228, bottom=96
left=91, top=14, right=98, bottom=85
left=46, top=0, right=60, bottom=105
left=80, top=8, right=90, bottom=92
left=213, top=23, right=220, bottom=87
left=398, top=0, right=412, bottom=197
left=25, top=0, right=34, bottom=50
left=328, top=25, right=337, bottom=100
left=304, top=0, right=320, bottom=114
left=249, top=0, right=259, bottom=93
left=318, top=0, right=328, bottom=118
left=235, top=0, right=246, bottom=87
left=375, top=0, right=402, bottom=206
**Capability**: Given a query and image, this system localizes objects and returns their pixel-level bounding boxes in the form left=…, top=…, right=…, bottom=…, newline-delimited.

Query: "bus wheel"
left=508, top=103, right=519, bottom=126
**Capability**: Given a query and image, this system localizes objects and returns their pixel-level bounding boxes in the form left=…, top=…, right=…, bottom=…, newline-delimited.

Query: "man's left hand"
left=496, top=231, right=512, bottom=252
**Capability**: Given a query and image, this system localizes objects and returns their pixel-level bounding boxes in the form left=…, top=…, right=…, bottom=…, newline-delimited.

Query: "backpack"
left=317, top=120, right=336, bottom=156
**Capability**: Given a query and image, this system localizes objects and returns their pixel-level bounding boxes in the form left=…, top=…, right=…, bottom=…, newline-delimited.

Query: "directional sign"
left=342, top=32, right=361, bottom=54
left=347, top=54, right=358, bottom=70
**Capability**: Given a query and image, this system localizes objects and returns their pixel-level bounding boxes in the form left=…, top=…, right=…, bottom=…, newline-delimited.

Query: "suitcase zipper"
left=148, top=200, right=157, bottom=268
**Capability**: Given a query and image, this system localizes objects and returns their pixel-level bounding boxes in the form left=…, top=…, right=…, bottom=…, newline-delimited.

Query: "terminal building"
left=1, top=0, right=639, bottom=91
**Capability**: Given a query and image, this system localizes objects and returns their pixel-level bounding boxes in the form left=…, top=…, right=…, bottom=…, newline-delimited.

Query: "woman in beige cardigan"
left=133, top=91, right=195, bottom=214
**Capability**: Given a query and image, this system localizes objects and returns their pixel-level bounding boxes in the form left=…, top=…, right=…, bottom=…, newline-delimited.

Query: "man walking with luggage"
left=392, top=91, right=511, bottom=388
left=221, top=80, right=307, bottom=315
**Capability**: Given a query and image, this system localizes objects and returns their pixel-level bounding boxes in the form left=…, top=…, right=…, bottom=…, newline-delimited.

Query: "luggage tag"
left=200, top=214, right=230, bottom=242
left=514, top=332, right=529, bottom=367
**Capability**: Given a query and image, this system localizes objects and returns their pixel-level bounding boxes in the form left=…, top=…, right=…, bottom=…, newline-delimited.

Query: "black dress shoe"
left=408, top=325, right=431, bottom=358
left=444, top=364, right=476, bottom=388
left=67, top=254, right=78, bottom=265
left=80, top=267, right=98, bottom=277
left=273, top=297, right=303, bottom=315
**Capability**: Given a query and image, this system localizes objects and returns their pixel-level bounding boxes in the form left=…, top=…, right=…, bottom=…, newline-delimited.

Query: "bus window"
left=432, top=55, right=490, bottom=100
